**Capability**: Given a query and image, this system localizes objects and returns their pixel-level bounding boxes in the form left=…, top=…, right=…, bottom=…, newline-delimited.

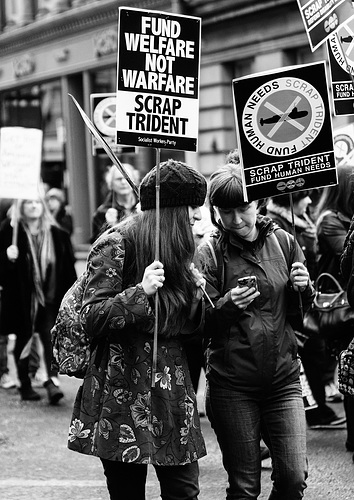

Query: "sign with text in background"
left=232, top=62, right=337, bottom=202
left=297, top=0, right=354, bottom=52
left=115, top=7, right=201, bottom=152
left=327, top=15, right=354, bottom=115
left=0, top=127, right=43, bottom=199
left=90, top=92, right=135, bottom=155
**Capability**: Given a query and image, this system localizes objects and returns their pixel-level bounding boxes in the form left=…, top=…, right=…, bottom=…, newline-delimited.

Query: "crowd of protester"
left=1, top=154, right=354, bottom=499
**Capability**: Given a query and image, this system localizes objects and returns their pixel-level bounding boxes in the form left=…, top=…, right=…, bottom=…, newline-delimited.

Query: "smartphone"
left=237, top=276, right=258, bottom=291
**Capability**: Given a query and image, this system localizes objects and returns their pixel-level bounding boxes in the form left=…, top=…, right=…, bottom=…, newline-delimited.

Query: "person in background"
left=316, top=164, right=354, bottom=455
left=0, top=199, right=17, bottom=390
left=0, top=285, right=17, bottom=389
left=199, top=159, right=314, bottom=499
left=68, top=160, right=208, bottom=500
left=45, top=188, right=73, bottom=236
left=340, top=204, right=354, bottom=464
left=266, top=191, right=345, bottom=429
left=91, top=163, right=140, bottom=243
left=0, top=197, right=77, bottom=403
left=266, top=191, right=317, bottom=278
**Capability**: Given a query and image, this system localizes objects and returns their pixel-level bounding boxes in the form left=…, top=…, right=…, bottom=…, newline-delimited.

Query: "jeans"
left=206, top=380, right=307, bottom=500
left=100, top=459, right=200, bottom=500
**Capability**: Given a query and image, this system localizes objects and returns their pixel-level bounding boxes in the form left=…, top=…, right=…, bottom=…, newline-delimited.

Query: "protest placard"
left=327, top=16, right=354, bottom=115
left=0, top=127, right=43, bottom=200
left=115, top=7, right=201, bottom=152
left=69, top=94, right=139, bottom=198
left=233, top=61, right=336, bottom=201
left=297, top=0, right=354, bottom=52
left=90, top=92, right=135, bottom=155
left=333, top=122, right=354, bottom=163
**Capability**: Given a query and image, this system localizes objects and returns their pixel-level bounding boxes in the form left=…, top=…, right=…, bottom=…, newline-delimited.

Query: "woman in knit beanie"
left=68, top=159, right=207, bottom=500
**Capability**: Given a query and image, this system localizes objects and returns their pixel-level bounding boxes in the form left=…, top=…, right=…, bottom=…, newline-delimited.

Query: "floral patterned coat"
left=68, top=229, right=207, bottom=465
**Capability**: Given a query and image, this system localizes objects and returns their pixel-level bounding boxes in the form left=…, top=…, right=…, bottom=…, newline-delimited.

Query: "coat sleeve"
left=340, top=217, right=354, bottom=307
left=198, top=240, right=243, bottom=331
left=340, top=216, right=354, bottom=280
left=318, top=212, right=347, bottom=256
left=80, top=233, right=154, bottom=341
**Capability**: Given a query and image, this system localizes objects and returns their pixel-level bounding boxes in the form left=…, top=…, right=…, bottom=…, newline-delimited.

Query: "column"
left=4, top=0, right=33, bottom=29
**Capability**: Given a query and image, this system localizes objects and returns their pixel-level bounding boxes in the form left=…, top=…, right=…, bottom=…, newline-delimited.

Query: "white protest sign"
left=334, top=122, right=354, bottom=163
left=115, top=7, right=201, bottom=152
left=0, top=127, right=43, bottom=200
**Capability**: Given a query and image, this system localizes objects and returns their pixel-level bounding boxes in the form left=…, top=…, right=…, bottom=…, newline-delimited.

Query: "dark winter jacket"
left=91, top=192, right=139, bottom=243
left=266, top=200, right=318, bottom=280
left=199, top=216, right=315, bottom=393
left=341, top=215, right=354, bottom=308
left=0, top=218, right=77, bottom=338
left=317, top=210, right=351, bottom=290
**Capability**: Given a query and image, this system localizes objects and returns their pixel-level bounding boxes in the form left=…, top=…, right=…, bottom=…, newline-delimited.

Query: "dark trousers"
left=206, top=380, right=307, bottom=499
left=100, top=458, right=200, bottom=500
left=14, top=304, right=58, bottom=388
left=184, top=337, right=205, bottom=393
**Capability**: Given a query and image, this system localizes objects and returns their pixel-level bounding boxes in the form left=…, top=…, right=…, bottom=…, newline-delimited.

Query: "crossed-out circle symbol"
left=93, top=97, right=116, bottom=137
left=242, top=77, right=325, bottom=156
left=334, top=134, right=354, bottom=161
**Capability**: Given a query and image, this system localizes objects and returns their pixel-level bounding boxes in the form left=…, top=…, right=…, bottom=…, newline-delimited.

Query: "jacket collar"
left=225, top=215, right=275, bottom=251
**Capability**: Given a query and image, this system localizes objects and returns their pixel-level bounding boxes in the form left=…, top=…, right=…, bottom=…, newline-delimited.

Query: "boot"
left=44, top=378, right=64, bottom=405
left=19, top=385, right=41, bottom=401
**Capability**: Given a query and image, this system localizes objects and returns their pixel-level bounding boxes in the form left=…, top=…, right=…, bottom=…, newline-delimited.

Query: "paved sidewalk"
left=1, top=370, right=354, bottom=499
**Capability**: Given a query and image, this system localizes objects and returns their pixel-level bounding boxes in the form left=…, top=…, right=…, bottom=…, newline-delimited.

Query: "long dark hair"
left=120, top=206, right=197, bottom=336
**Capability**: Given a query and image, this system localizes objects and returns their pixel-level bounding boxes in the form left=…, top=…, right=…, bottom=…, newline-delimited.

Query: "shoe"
left=308, top=415, right=346, bottom=429
left=44, top=379, right=64, bottom=405
left=19, top=387, right=41, bottom=401
left=30, top=370, right=47, bottom=388
left=0, top=373, right=16, bottom=389
left=346, top=441, right=354, bottom=452
left=325, top=382, right=344, bottom=403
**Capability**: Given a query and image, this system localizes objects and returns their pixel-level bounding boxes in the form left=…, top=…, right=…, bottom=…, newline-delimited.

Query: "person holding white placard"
left=0, top=196, right=77, bottom=403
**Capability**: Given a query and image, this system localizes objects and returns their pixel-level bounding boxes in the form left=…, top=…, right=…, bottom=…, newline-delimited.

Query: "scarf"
left=21, top=221, right=55, bottom=312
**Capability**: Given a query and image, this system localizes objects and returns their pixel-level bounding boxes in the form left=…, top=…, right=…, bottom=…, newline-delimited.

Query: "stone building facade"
left=0, top=0, right=346, bottom=246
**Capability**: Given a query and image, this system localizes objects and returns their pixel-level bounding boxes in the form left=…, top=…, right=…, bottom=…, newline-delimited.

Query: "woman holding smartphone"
left=199, top=156, right=315, bottom=499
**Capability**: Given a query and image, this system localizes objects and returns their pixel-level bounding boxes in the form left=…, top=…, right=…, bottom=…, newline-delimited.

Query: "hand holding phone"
left=237, top=276, right=258, bottom=291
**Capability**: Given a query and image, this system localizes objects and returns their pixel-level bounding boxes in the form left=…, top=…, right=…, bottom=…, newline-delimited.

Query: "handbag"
left=338, top=336, right=354, bottom=396
left=302, top=272, right=354, bottom=341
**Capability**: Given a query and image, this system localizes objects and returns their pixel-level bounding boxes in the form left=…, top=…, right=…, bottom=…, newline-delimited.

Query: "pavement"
left=1, top=256, right=353, bottom=499
left=0, top=365, right=353, bottom=500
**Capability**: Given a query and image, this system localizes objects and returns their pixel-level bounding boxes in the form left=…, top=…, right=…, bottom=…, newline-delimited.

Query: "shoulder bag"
left=303, top=272, right=354, bottom=341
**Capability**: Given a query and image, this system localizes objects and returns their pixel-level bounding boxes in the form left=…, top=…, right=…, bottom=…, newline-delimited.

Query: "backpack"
left=51, top=233, right=131, bottom=379
left=51, top=271, right=93, bottom=379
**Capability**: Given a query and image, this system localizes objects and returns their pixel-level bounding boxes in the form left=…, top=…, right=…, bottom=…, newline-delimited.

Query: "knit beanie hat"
left=140, top=159, right=207, bottom=211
